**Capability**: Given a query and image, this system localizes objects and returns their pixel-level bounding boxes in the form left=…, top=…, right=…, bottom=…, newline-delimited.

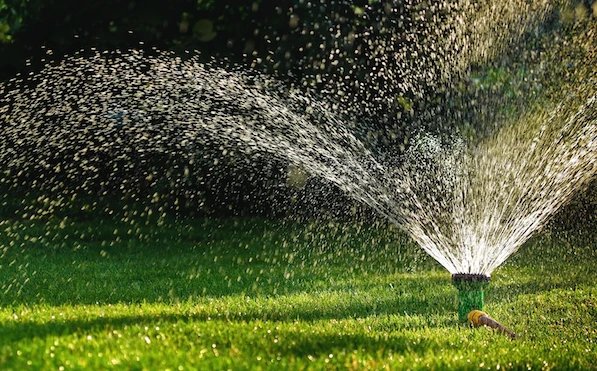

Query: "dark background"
left=1, top=0, right=393, bottom=221
left=1, top=0, right=596, bottom=229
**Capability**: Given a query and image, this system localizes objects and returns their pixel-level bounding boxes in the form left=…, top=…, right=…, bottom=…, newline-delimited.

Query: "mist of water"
left=1, top=1, right=596, bottom=276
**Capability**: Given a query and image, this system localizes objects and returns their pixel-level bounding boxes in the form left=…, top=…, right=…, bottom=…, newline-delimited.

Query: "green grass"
left=1, top=217, right=596, bottom=370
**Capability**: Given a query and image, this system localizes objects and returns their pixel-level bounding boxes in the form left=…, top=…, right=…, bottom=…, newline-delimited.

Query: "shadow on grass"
left=487, top=262, right=597, bottom=307
left=0, top=233, right=441, bottom=308
left=271, top=331, right=454, bottom=361
left=488, top=280, right=597, bottom=309
left=1, top=276, right=458, bottom=343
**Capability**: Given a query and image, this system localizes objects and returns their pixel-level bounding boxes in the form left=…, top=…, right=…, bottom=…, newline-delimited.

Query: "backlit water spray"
left=1, top=1, right=596, bottom=321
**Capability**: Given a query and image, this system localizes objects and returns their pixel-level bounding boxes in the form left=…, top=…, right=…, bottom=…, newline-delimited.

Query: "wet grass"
left=1, top=217, right=596, bottom=370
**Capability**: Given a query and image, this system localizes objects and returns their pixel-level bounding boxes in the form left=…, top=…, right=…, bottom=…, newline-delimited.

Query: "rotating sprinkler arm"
left=468, top=310, right=517, bottom=340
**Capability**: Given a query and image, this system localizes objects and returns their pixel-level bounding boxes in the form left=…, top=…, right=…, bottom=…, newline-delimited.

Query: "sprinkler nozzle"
left=468, top=310, right=517, bottom=339
left=452, top=273, right=490, bottom=322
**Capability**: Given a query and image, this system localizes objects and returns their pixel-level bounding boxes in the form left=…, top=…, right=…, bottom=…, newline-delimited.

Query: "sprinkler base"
left=452, top=273, right=490, bottom=322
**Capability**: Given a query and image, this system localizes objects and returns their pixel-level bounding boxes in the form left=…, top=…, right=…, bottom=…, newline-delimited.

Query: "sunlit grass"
left=1, top=217, right=596, bottom=370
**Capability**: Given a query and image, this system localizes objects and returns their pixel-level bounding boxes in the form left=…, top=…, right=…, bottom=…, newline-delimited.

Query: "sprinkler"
left=468, top=310, right=517, bottom=339
left=451, top=273, right=490, bottom=322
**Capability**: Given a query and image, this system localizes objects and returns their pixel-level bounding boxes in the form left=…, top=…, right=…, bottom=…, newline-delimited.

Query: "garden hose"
left=468, top=310, right=517, bottom=339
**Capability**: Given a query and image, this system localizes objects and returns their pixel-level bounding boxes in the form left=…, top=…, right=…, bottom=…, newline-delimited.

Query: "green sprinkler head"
left=451, top=273, right=490, bottom=322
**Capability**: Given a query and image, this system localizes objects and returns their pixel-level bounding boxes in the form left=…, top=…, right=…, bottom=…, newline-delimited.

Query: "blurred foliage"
left=0, top=0, right=313, bottom=79
left=0, top=0, right=23, bottom=42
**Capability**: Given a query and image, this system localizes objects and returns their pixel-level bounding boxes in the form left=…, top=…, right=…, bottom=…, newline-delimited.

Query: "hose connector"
left=468, top=310, right=517, bottom=339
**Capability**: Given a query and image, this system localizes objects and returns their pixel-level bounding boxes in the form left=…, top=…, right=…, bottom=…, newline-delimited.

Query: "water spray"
left=468, top=310, right=517, bottom=339
left=451, top=273, right=490, bottom=322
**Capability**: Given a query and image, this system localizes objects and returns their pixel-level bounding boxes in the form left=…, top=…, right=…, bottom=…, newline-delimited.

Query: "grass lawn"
left=0, top=217, right=596, bottom=370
